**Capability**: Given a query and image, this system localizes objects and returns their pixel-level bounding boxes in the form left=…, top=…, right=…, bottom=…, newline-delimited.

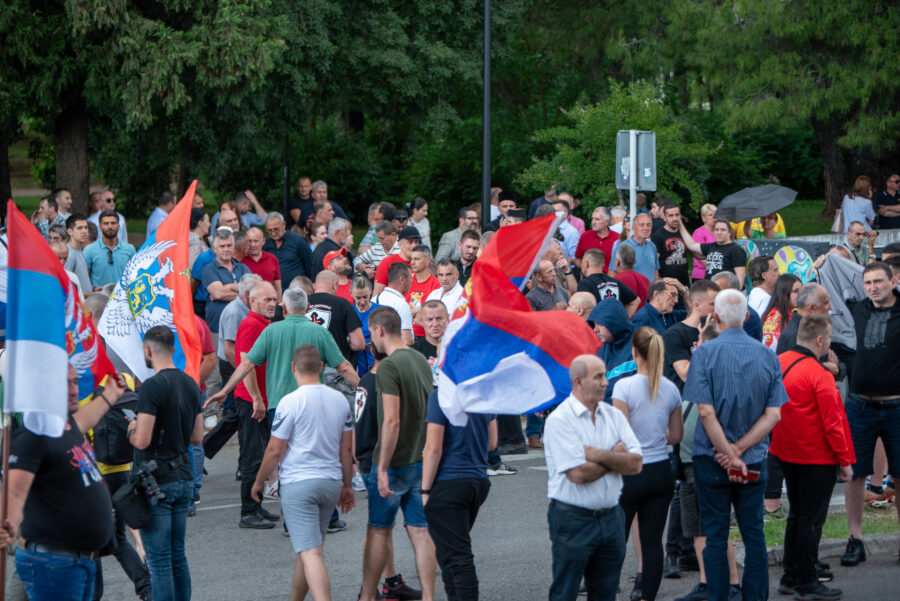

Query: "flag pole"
left=0, top=416, right=9, bottom=601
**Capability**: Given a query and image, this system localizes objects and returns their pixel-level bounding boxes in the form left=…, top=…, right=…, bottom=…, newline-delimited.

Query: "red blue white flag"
left=438, top=215, right=600, bottom=425
left=5, top=199, right=116, bottom=436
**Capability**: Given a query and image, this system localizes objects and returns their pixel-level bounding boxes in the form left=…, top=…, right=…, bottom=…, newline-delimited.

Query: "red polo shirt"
left=616, top=270, right=649, bottom=309
left=406, top=274, right=441, bottom=338
left=234, top=311, right=271, bottom=406
left=375, top=254, right=410, bottom=286
left=770, top=349, right=855, bottom=466
left=242, top=251, right=281, bottom=285
left=576, top=229, right=616, bottom=273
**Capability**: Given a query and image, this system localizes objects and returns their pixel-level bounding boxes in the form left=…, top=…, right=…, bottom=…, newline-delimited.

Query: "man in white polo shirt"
left=425, top=258, right=464, bottom=315
left=543, top=354, right=643, bottom=601
left=373, top=261, right=414, bottom=344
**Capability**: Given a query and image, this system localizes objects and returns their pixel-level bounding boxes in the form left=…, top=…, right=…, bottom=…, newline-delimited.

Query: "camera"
left=132, top=460, right=166, bottom=506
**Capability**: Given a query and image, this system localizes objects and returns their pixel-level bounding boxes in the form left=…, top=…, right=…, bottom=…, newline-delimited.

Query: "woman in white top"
left=408, top=198, right=431, bottom=249
left=612, top=326, right=683, bottom=601
left=841, top=175, right=876, bottom=232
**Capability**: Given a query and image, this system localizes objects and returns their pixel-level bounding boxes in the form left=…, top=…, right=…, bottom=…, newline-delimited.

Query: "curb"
left=733, top=533, right=898, bottom=567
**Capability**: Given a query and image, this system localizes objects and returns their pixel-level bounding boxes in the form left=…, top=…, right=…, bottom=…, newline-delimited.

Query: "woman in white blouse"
left=408, top=197, right=431, bottom=249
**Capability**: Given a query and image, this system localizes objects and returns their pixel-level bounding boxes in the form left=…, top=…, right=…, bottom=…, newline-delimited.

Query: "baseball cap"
left=323, top=248, right=347, bottom=269
left=398, top=226, right=421, bottom=241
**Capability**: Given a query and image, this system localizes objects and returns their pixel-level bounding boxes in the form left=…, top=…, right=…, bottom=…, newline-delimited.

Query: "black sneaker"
left=839, top=537, right=865, bottom=566
left=674, top=582, right=708, bottom=601
left=816, top=563, right=833, bottom=583
left=239, top=513, right=274, bottom=529
left=629, top=572, right=642, bottom=601
left=728, top=585, right=742, bottom=601
left=258, top=506, right=280, bottom=522
left=497, top=442, right=527, bottom=455
left=794, top=582, right=842, bottom=600
left=382, top=573, right=422, bottom=600
left=327, top=519, right=347, bottom=533
left=664, top=553, right=682, bottom=578
left=487, top=462, right=518, bottom=476
left=778, top=577, right=797, bottom=595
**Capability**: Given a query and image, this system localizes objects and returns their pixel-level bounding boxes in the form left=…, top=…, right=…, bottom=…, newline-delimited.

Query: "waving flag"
left=98, top=183, right=201, bottom=381
left=5, top=200, right=116, bottom=436
left=438, top=215, right=601, bottom=426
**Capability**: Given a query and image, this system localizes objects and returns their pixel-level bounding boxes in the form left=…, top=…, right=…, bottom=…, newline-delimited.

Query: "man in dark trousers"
left=128, top=326, right=205, bottom=601
left=0, top=365, right=127, bottom=601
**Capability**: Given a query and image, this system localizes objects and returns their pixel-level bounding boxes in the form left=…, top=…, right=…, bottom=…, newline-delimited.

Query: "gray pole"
left=481, top=0, right=491, bottom=231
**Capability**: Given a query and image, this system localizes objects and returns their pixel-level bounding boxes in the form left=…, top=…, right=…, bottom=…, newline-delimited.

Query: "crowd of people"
left=3, top=174, right=900, bottom=601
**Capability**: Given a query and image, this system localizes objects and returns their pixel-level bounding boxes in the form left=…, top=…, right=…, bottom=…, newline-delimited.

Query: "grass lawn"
left=730, top=506, right=900, bottom=548
left=778, top=199, right=832, bottom=237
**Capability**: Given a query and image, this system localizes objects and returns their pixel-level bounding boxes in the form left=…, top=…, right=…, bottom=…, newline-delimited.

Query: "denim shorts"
left=365, top=461, right=427, bottom=529
left=846, top=397, right=900, bottom=478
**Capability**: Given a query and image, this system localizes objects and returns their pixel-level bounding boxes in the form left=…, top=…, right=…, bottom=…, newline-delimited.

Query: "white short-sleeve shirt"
left=543, top=395, right=642, bottom=510
left=425, top=281, right=464, bottom=315
left=271, top=384, right=353, bottom=485
left=611, top=374, right=682, bottom=464
left=373, top=287, right=413, bottom=333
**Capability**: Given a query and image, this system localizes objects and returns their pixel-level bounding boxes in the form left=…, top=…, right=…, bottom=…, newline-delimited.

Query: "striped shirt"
left=683, top=327, right=788, bottom=464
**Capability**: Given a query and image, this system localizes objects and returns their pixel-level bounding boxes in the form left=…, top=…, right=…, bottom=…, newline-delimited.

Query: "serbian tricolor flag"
left=5, top=199, right=116, bottom=436
left=98, top=182, right=201, bottom=381
left=438, top=215, right=600, bottom=425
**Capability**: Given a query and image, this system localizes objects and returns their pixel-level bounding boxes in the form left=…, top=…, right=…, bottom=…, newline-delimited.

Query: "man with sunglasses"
left=88, top=190, right=129, bottom=245
left=83, top=210, right=136, bottom=290
left=874, top=173, right=900, bottom=230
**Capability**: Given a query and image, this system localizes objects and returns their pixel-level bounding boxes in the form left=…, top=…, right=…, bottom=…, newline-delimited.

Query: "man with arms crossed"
left=543, top=355, right=642, bottom=601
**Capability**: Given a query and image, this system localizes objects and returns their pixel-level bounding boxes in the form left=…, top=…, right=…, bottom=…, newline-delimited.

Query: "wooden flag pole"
left=0, top=418, right=10, bottom=601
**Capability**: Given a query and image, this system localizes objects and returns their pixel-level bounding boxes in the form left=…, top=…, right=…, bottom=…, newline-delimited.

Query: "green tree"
left=518, top=81, right=715, bottom=213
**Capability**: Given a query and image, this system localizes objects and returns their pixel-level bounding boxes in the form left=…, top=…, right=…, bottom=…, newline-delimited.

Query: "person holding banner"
left=0, top=365, right=127, bottom=601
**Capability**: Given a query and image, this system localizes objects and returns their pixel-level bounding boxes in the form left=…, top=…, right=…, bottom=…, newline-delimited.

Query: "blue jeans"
left=15, top=547, right=95, bottom=601
left=694, top=455, right=768, bottom=601
left=365, top=462, right=427, bottom=528
left=525, top=413, right=544, bottom=438
left=141, top=479, right=193, bottom=601
left=188, top=444, right=204, bottom=505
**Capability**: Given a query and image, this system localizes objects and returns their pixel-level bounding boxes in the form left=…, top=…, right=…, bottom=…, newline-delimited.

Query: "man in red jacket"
left=771, top=314, right=854, bottom=601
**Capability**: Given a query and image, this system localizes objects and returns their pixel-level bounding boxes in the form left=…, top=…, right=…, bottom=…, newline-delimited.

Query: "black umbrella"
left=714, top=184, right=797, bottom=223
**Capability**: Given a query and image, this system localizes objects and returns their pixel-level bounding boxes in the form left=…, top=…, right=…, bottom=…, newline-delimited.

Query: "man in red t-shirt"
left=575, top=207, right=616, bottom=273
left=323, top=248, right=354, bottom=303
left=611, top=243, right=649, bottom=310
left=407, top=244, right=440, bottom=338
left=242, top=227, right=283, bottom=301
left=233, top=280, right=280, bottom=529
left=373, top=226, right=420, bottom=295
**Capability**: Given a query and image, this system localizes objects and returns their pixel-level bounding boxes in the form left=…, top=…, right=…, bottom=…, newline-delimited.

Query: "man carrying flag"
left=1, top=199, right=127, bottom=601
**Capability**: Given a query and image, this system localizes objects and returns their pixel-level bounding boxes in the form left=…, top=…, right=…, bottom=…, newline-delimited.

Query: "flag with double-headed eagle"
left=98, top=183, right=201, bottom=381
left=5, top=199, right=116, bottom=436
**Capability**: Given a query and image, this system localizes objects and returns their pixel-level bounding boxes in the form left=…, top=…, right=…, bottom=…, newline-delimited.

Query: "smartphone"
left=728, top=468, right=760, bottom=481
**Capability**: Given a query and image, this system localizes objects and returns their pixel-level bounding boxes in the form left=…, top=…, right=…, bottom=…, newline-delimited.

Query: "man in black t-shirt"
left=873, top=174, right=900, bottom=230
left=411, top=300, right=449, bottom=387
left=651, top=203, right=690, bottom=286
left=309, top=270, right=365, bottom=363
left=576, top=249, right=640, bottom=316
left=681, top=219, right=746, bottom=288
left=128, top=326, right=204, bottom=601
left=663, top=280, right=720, bottom=392
left=0, top=364, right=127, bottom=601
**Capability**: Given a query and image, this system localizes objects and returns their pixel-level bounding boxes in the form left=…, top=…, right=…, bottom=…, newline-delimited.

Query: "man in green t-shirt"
left=358, top=306, right=436, bottom=601
left=205, top=287, right=360, bottom=413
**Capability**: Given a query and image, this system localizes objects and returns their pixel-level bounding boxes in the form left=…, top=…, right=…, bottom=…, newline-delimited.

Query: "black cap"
left=398, top=225, right=421, bottom=241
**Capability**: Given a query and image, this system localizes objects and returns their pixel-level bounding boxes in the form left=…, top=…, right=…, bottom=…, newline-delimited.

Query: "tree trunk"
left=0, top=118, right=14, bottom=224
left=811, top=114, right=852, bottom=217
left=55, top=100, right=90, bottom=214
left=176, top=164, right=189, bottom=197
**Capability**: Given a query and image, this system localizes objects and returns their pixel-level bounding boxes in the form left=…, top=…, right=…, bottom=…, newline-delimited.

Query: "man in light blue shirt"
left=83, top=211, right=136, bottom=289
left=682, top=289, right=787, bottom=601
left=146, top=191, right=175, bottom=237
left=621, top=213, right=659, bottom=282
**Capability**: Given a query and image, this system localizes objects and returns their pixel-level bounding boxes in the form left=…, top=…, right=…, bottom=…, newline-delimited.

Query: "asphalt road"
left=94, top=442, right=898, bottom=601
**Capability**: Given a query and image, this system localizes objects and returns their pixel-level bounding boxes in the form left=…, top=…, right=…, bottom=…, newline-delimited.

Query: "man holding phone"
left=682, top=290, right=788, bottom=601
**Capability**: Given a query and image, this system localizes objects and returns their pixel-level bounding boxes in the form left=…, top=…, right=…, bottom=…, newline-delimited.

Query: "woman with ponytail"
left=612, top=326, right=683, bottom=601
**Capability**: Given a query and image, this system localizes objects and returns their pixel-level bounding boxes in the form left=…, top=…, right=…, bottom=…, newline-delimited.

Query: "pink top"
left=691, top=225, right=716, bottom=280
left=569, top=215, right=586, bottom=235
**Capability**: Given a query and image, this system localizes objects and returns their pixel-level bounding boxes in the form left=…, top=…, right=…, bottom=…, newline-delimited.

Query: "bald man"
left=543, top=354, right=642, bottom=601
left=567, top=292, right=597, bottom=320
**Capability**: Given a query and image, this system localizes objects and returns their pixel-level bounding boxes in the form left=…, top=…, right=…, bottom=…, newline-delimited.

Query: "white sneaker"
left=352, top=472, right=366, bottom=491
left=264, top=482, right=279, bottom=500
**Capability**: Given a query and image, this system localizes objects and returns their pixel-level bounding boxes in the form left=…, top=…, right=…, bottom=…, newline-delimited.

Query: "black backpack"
left=93, top=390, right=138, bottom=466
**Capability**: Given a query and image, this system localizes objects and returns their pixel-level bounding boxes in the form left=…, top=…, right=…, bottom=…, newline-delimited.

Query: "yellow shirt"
left=732, top=213, right=786, bottom=239
left=78, top=373, right=136, bottom=475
